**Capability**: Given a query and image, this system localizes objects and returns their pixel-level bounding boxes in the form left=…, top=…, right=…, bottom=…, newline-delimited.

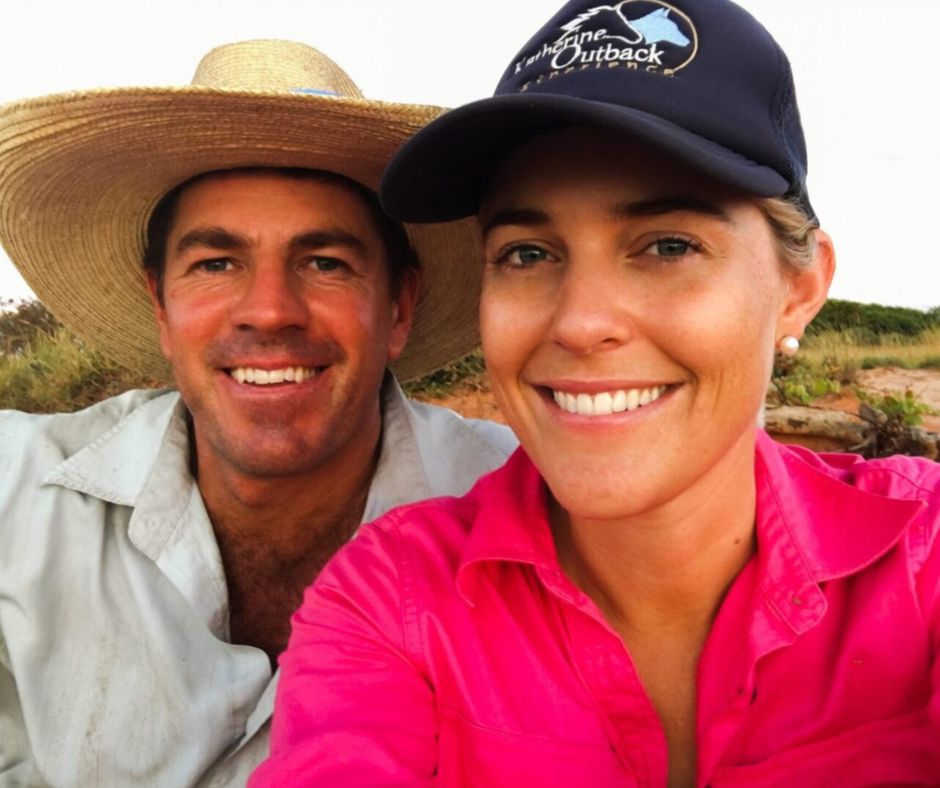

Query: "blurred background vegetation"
left=2, top=297, right=938, bottom=458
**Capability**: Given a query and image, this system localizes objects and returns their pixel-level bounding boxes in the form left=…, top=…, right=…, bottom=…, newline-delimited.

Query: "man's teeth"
left=229, top=367, right=318, bottom=385
left=552, top=385, right=668, bottom=416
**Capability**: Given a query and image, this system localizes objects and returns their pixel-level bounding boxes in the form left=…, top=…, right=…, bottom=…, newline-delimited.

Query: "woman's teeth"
left=228, top=366, right=318, bottom=385
left=552, top=385, right=667, bottom=416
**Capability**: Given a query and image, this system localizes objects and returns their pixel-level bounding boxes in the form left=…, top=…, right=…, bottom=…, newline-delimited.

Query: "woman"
left=253, top=1, right=940, bottom=785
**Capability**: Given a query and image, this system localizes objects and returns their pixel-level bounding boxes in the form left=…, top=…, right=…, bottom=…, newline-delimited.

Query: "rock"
left=765, top=406, right=870, bottom=452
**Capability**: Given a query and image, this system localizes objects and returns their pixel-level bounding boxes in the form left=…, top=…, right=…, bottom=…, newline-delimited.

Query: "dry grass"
left=0, top=328, right=159, bottom=413
left=801, top=328, right=940, bottom=374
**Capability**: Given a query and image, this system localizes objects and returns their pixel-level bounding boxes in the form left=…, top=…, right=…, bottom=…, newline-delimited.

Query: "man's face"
left=149, top=171, right=416, bottom=482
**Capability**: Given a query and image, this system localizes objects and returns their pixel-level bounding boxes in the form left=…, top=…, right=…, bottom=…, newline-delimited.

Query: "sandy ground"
left=820, top=367, right=940, bottom=433
left=419, top=367, right=940, bottom=434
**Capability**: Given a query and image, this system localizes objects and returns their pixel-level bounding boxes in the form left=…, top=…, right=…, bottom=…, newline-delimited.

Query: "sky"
left=0, top=0, right=937, bottom=309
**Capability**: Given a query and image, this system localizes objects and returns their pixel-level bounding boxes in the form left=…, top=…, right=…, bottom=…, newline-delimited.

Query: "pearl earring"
left=777, top=335, right=800, bottom=356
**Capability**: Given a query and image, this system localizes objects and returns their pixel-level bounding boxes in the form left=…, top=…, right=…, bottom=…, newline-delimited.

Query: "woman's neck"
left=549, top=436, right=759, bottom=788
left=550, top=432, right=758, bottom=634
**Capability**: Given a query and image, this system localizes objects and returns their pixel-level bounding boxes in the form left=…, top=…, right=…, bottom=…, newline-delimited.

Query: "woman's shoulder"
left=763, top=435, right=940, bottom=566
left=776, top=438, right=940, bottom=501
left=759, top=428, right=936, bottom=493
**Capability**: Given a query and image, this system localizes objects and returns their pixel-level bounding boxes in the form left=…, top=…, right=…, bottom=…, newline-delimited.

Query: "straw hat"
left=0, top=39, right=482, bottom=382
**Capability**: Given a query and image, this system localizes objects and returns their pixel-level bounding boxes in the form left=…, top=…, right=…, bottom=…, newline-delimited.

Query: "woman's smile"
left=479, top=127, right=794, bottom=522
left=549, top=383, right=670, bottom=416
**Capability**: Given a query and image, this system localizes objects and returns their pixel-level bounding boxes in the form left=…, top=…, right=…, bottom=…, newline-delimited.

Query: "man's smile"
left=227, top=366, right=324, bottom=385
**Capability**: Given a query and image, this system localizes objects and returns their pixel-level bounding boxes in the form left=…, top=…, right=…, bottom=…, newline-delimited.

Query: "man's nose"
left=230, top=263, right=309, bottom=332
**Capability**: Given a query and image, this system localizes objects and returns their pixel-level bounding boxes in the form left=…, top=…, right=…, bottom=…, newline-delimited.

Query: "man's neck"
left=199, top=452, right=378, bottom=558
left=191, top=413, right=383, bottom=667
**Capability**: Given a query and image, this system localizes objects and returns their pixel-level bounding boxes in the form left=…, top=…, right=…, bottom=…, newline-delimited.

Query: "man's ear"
left=145, top=271, right=173, bottom=361
left=386, top=267, right=421, bottom=362
left=776, top=229, right=836, bottom=340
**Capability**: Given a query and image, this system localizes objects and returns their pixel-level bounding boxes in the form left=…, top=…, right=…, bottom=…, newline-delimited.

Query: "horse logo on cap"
left=514, top=0, right=698, bottom=81
left=558, top=3, right=691, bottom=48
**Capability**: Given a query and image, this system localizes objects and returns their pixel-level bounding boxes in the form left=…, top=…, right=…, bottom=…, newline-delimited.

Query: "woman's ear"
left=777, top=229, right=836, bottom=339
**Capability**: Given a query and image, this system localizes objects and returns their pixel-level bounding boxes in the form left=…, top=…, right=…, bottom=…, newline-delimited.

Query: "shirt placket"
left=695, top=539, right=827, bottom=782
left=536, top=563, right=669, bottom=786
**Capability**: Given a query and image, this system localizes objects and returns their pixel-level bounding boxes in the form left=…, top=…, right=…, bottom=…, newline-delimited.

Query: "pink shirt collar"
left=456, top=431, right=925, bottom=623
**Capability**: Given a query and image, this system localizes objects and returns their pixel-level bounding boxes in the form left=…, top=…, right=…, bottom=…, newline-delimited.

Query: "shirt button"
left=791, top=596, right=803, bottom=606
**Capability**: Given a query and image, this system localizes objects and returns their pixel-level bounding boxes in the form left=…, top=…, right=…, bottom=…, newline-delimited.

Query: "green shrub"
left=857, top=388, right=936, bottom=428
left=808, top=299, right=938, bottom=338
left=770, top=355, right=842, bottom=405
left=0, top=299, right=63, bottom=355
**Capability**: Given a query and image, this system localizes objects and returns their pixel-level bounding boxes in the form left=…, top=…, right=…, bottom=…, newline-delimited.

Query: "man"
left=0, top=40, right=515, bottom=785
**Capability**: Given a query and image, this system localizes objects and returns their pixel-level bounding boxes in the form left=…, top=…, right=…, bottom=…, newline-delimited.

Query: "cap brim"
left=0, top=86, right=479, bottom=382
left=381, top=93, right=789, bottom=223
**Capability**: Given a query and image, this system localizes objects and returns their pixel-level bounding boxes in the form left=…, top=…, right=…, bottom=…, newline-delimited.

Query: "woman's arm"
left=250, top=521, right=437, bottom=786
left=920, top=490, right=940, bottom=735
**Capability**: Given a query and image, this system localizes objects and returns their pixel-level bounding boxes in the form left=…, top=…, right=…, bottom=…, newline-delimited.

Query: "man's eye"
left=196, top=258, right=234, bottom=273
left=495, top=244, right=551, bottom=268
left=308, top=257, right=347, bottom=273
left=644, top=238, right=697, bottom=258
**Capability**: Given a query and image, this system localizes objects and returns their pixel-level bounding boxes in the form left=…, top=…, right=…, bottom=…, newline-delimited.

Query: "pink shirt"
left=253, top=433, right=940, bottom=786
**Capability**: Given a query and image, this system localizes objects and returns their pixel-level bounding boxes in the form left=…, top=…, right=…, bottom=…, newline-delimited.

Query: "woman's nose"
left=548, top=258, right=635, bottom=356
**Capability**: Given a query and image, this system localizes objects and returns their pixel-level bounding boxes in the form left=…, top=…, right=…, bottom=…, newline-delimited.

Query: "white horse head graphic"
left=557, top=4, right=644, bottom=45
left=557, top=3, right=691, bottom=48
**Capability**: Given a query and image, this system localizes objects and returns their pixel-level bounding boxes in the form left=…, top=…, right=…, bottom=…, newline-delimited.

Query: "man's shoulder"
left=404, top=397, right=516, bottom=452
left=399, top=396, right=517, bottom=495
left=0, top=388, right=179, bottom=483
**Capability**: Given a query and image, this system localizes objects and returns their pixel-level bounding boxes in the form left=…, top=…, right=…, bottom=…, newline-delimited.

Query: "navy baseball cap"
left=381, top=0, right=813, bottom=222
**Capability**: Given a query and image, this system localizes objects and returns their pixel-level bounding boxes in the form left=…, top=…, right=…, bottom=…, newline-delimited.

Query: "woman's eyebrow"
left=481, top=208, right=551, bottom=236
left=614, top=197, right=733, bottom=222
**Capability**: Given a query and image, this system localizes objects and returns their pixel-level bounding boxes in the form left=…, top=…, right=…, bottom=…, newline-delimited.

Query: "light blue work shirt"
left=0, top=381, right=515, bottom=787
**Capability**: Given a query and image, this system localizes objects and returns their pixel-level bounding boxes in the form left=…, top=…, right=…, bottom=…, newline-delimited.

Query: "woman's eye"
left=496, top=244, right=551, bottom=268
left=644, top=237, right=697, bottom=258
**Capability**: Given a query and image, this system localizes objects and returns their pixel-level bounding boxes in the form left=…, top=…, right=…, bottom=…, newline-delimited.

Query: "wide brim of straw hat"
left=0, top=46, right=482, bottom=383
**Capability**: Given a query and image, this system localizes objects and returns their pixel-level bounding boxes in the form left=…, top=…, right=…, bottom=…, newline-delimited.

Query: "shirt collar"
left=456, top=448, right=562, bottom=604
left=362, top=374, right=434, bottom=523
left=455, top=434, right=926, bottom=621
left=40, top=377, right=423, bottom=533
left=40, top=376, right=440, bottom=557
left=41, top=391, right=184, bottom=508
left=41, top=391, right=212, bottom=563
left=41, top=392, right=225, bottom=624
left=752, top=430, right=924, bottom=635
left=754, top=430, right=924, bottom=582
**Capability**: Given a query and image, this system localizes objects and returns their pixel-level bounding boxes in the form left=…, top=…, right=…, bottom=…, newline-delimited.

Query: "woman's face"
left=479, top=128, right=812, bottom=522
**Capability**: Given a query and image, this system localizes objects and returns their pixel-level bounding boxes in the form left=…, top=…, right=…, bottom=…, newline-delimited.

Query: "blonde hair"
left=756, top=194, right=820, bottom=270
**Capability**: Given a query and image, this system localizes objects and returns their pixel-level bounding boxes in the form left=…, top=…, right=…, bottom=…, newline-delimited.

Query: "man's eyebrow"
left=481, top=208, right=551, bottom=236
left=174, top=227, right=250, bottom=255
left=288, top=230, right=368, bottom=256
left=172, top=228, right=371, bottom=257
left=614, top=197, right=733, bottom=222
